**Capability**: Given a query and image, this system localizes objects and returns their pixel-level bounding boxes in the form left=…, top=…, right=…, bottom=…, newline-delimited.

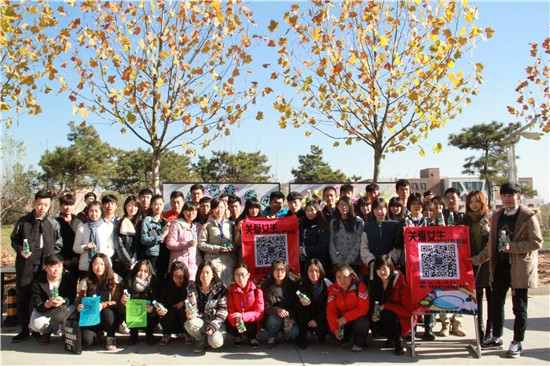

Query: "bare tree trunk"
left=373, top=147, right=382, bottom=183
left=152, top=144, right=161, bottom=194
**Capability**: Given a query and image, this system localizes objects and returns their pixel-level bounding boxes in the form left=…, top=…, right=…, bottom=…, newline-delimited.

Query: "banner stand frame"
left=408, top=312, right=482, bottom=358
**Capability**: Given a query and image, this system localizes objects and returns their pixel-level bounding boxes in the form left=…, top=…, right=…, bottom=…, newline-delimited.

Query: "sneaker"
left=40, top=332, right=51, bottom=344
left=119, top=322, right=130, bottom=334
left=250, top=338, right=260, bottom=349
left=506, top=341, right=522, bottom=358
left=394, top=340, right=405, bottom=356
left=193, top=340, right=207, bottom=353
left=159, top=334, right=171, bottom=346
left=11, top=331, right=29, bottom=343
left=439, top=323, right=450, bottom=337
left=266, top=337, right=276, bottom=349
left=482, top=336, right=503, bottom=349
left=422, top=329, right=436, bottom=341
left=351, top=344, right=363, bottom=352
left=450, top=322, right=467, bottom=337
left=105, top=336, right=116, bottom=350
left=234, top=335, right=243, bottom=346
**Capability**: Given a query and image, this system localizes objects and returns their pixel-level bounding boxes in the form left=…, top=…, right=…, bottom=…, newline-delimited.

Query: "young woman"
left=369, top=255, right=414, bottom=356
left=299, top=201, right=330, bottom=276
left=388, top=197, right=405, bottom=221
left=329, top=197, right=364, bottom=274
left=233, top=198, right=265, bottom=264
left=295, top=259, right=330, bottom=349
left=326, top=263, right=369, bottom=352
left=120, top=259, right=163, bottom=345
left=226, top=264, right=264, bottom=349
left=422, top=201, right=436, bottom=222
left=113, top=195, right=141, bottom=277
left=74, top=201, right=115, bottom=276
left=431, top=196, right=446, bottom=224
left=357, top=196, right=373, bottom=224
left=166, top=201, right=202, bottom=279
left=76, top=253, right=121, bottom=350
left=360, top=198, right=401, bottom=275
left=159, top=261, right=190, bottom=346
left=184, top=261, right=228, bottom=353
left=462, top=190, right=492, bottom=341
left=141, top=195, right=170, bottom=280
left=262, top=259, right=299, bottom=348
left=198, top=198, right=235, bottom=286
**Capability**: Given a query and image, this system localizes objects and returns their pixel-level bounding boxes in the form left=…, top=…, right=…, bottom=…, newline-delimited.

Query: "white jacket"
left=73, top=220, right=116, bottom=271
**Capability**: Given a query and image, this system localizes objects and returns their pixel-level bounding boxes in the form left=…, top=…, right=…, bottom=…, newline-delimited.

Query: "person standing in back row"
left=470, top=183, right=542, bottom=358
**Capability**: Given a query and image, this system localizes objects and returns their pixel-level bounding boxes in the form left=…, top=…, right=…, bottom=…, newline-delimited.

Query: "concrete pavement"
left=1, top=293, right=549, bottom=365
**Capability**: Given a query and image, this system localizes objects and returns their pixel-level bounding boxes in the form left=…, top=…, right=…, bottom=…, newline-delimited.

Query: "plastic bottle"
left=283, top=316, right=290, bottom=328
left=374, top=300, right=381, bottom=319
left=498, top=230, right=508, bottom=252
left=185, top=299, right=195, bottom=314
left=123, top=289, right=131, bottom=299
left=447, top=213, right=454, bottom=226
left=23, top=239, right=30, bottom=255
left=152, top=300, right=167, bottom=312
left=88, top=245, right=96, bottom=261
left=235, top=313, right=247, bottom=333
left=51, top=285, right=59, bottom=298
left=338, top=325, right=344, bottom=339
left=296, top=290, right=311, bottom=305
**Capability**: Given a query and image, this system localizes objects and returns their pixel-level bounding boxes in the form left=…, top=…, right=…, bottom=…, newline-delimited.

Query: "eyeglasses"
left=234, top=273, right=249, bottom=278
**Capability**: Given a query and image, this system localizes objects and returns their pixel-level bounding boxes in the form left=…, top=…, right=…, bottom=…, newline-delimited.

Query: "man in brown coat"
left=471, top=183, right=542, bottom=358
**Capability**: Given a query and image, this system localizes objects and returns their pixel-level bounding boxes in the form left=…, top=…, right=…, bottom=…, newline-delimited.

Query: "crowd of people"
left=9, top=181, right=542, bottom=358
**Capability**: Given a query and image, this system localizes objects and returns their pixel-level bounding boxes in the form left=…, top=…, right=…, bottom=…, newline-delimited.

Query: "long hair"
left=388, top=197, right=404, bottom=220
left=195, top=260, right=220, bottom=288
left=370, top=254, right=396, bottom=304
left=263, top=258, right=290, bottom=305
left=236, top=197, right=266, bottom=224
left=333, top=196, right=357, bottom=233
left=86, top=253, right=116, bottom=293
left=178, top=201, right=198, bottom=222
left=302, top=258, right=326, bottom=288
left=462, top=190, right=490, bottom=225
left=300, top=200, right=327, bottom=229
left=122, top=195, right=141, bottom=227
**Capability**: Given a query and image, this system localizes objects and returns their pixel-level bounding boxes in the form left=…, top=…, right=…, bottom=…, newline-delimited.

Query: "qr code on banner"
left=254, top=233, right=288, bottom=267
left=418, top=242, right=460, bottom=280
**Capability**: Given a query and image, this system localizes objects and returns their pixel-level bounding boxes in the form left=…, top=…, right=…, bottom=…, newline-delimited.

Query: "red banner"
left=404, top=226, right=477, bottom=315
left=241, top=216, right=300, bottom=282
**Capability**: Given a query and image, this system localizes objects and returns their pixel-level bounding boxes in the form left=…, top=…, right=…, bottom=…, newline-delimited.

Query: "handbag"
left=62, top=310, right=82, bottom=355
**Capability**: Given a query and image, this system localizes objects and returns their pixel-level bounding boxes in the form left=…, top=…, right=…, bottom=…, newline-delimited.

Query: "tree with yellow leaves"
left=269, top=0, right=493, bottom=182
left=1, top=0, right=73, bottom=127
left=507, top=37, right=550, bottom=133
left=64, top=0, right=260, bottom=192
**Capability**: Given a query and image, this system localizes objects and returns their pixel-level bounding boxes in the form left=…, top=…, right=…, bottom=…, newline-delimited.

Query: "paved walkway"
left=1, top=293, right=549, bottom=365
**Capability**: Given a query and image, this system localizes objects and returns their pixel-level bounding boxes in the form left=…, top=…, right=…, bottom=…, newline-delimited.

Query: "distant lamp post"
left=506, top=122, right=544, bottom=184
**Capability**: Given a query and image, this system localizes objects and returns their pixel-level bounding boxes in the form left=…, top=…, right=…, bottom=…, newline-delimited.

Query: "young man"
left=365, top=183, right=380, bottom=202
left=439, top=187, right=466, bottom=337
left=227, top=195, right=242, bottom=224
left=162, top=190, right=185, bottom=224
left=76, top=191, right=97, bottom=223
left=29, top=253, right=77, bottom=344
left=340, top=184, right=354, bottom=199
left=56, top=193, right=81, bottom=276
left=101, top=194, right=118, bottom=223
left=195, top=196, right=212, bottom=226
left=189, top=184, right=204, bottom=206
left=471, top=183, right=542, bottom=358
left=11, top=190, right=62, bottom=343
left=395, top=179, right=411, bottom=208
left=423, top=190, right=435, bottom=202
left=264, top=191, right=289, bottom=218
left=138, top=188, right=153, bottom=217
left=322, top=186, right=338, bottom=222
left=286, top=191, right=304, bottom=219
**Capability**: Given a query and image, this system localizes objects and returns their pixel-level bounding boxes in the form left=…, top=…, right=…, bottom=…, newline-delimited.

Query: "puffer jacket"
left=166, top=218, right=202, bottom=279
left=471, top=205, right=542, bottom=289
left=226, top=280, right=264, bottom=329
left=326, top=280, right=369, bottom=333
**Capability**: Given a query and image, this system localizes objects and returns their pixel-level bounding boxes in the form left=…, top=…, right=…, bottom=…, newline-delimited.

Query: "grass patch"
left=542, top=229, right=550, bottom=251
left=2, top=224, right=15, bottom=252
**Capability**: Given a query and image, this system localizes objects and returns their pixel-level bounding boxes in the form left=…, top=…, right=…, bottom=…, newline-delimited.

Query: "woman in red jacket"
left=226, top=264, right=264, bottom=349
left=327, top=263, right=369, bottom=352
left=369, top=254, right=414, bottom=355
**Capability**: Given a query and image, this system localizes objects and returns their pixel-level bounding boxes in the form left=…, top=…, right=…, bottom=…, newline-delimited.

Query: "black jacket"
left=296, top=278, right=329, bottom=324
left=11, top=212, right=62, bottom=288
left=31, top=270, right=77, bottom=313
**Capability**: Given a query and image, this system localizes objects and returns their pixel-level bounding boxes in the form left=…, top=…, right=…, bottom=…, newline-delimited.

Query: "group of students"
left=10, top=181, right=542, bottom=358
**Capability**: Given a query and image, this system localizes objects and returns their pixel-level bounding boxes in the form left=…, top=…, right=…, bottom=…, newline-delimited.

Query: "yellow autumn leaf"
left=419, top=148, right=425, bottom=157
left=256, top=111, right=264, bottom=120
left=432, top=143, right=442, bottom=153
left=380, top=35, right=388, bottom=47
left=72, top=105, right=78, bottom=115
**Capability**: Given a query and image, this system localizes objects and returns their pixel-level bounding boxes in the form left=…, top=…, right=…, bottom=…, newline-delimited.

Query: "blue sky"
left=4, top=1, right=550, bottom=202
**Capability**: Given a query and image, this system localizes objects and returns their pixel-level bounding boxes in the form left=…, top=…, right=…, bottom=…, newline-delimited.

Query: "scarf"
left=88, top=220, right=103, bottom=252
left=119, top=217, right=136, bottom=236
left=134, top=276, right=151, bottom=293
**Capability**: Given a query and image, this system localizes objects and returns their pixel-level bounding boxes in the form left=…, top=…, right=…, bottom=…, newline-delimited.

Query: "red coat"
left=327, top=281, right=369, bottom=333
left=380, top=270, right=416, bottom=336
left=227, top=280, right=264, bottom=329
